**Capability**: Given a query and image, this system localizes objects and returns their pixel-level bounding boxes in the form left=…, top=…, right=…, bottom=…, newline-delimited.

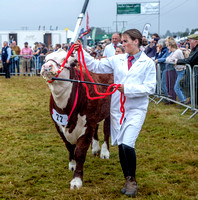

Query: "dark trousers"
left=15, top=59, right=20, bottom=75
left=3, top=62, right=10, bottom=78
left=119, top=144, right=136, bottom=178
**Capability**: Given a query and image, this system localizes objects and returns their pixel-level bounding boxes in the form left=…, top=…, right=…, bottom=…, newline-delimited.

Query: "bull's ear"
left=70, top=59, right=79, bottom=68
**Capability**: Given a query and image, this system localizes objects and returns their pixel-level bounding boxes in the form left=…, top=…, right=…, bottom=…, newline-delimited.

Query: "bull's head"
left=41, top=48, right=77, bottom=82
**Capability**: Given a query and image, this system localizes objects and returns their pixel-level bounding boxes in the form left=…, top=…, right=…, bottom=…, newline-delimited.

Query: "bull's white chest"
left=57, top=114, right=87, bottom=144
left=49, top=75, right=73, bottom=110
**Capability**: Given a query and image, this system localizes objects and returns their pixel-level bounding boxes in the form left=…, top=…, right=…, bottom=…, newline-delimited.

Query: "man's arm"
left=176, top=50, right=198, bottom=65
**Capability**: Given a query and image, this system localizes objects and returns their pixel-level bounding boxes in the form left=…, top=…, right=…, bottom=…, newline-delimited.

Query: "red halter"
left=47, top=44, right=126, bottom=125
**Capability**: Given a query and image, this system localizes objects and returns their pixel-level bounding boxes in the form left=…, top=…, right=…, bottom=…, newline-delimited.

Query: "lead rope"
left=77, top=45, right=125, bottom=124
left=49, top=44, right=125, bottom=125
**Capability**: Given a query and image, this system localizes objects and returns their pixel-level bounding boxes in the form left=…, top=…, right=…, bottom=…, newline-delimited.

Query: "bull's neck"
left=49, top=71, right=73, bottom=110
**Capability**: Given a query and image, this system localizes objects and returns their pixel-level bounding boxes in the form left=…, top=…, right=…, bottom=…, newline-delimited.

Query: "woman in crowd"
left=33, top=42, right=41, bottom=74
left=155, top=39, right=171, bottom=101
left=74, top=29, right=156, bottom=198
left=115, top=45, right=125, bottom=55
left=96, top=44, right=104, bottom=59
left=166, top=39, right=189, bottom=104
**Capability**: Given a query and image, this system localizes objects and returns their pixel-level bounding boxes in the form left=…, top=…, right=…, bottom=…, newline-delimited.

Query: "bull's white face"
left=40, top=48, right=76, bottom=81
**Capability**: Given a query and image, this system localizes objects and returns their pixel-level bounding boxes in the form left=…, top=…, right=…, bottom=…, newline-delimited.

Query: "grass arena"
left=0, top=76, right=197, bottom=200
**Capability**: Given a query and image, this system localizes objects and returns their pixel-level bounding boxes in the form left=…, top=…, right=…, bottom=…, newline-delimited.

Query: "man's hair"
left=123, top=29, right=142, bottom=47
left=56, top=44, right=61, bottom=49
left=152, top=33, right=160, bottom=38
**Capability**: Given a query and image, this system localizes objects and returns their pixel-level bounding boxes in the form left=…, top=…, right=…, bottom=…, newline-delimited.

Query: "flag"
left=92, top=27, right=97, bottom=43
left=142, top=23, right=151, bottom=39
left=86, top=12, right=90, bottom=31
left=78, top=12, right=91, bottom=39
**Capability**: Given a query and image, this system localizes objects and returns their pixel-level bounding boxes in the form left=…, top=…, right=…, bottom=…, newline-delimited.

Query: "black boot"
left=121, top=144, right=136, bottom=178
left=119, top=144, right=137, bottom=196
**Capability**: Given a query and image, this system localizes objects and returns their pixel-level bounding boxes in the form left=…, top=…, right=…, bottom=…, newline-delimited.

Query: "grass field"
left=0, top=76, right=197, bottom=200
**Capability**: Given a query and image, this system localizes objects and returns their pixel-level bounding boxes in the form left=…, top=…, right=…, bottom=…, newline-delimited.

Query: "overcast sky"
left=0, top=0, right=197, bottom=35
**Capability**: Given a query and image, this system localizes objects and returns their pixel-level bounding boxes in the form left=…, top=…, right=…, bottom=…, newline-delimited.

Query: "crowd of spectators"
left=83, top=32, right=198, bottom=106
left=0, top=41, right=74, bottom=77
left=1, top=32, right=198, bottom=107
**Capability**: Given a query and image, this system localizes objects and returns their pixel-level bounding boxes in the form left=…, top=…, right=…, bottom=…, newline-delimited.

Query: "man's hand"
left=74, top=40, right=82, bottom=51
left=6, top=59, right=9, bottom=64
left=114, top=84, right=124, bottom=93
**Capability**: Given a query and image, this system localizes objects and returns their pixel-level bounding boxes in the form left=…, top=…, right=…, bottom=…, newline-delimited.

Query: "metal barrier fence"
left=0, top=56, right=198, bottom=118
left=0, top=55, right=46, bottom=76
left=191, top=65, right=198, bottom=117
left=151, top=62, right=198, bottom=119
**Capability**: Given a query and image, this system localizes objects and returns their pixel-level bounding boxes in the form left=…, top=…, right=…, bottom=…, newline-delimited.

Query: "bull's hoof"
left=70, top=177, right=82, bottom=189
left=92, top=139, right=100, bottom=156
left=69, top=160, right=76, bottom=171
left=100, top=142, right=110, bottom=159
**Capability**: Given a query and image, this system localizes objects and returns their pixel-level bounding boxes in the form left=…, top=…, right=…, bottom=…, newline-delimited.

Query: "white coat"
left=78, top=50, right=156, bottom=147
left=103, top=43, right=121, bottom=57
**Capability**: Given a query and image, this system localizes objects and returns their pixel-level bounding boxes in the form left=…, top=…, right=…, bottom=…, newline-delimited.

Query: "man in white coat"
left=74, top=29, right=156, bottom=197
left=103, top=33, right=121, bottom=58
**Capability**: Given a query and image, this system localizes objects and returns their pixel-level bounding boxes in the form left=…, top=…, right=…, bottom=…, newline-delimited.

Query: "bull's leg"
left=55, top=124, right=76, bottom=171
left=100, top=116, right=110, bottom=159
left=70, top=128, right=93, bottom=189
left=91, top=123, right=100, bottom=156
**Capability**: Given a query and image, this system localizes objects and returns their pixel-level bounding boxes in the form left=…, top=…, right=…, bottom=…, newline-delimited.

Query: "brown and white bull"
left=40, top=49, right=113, bottom=189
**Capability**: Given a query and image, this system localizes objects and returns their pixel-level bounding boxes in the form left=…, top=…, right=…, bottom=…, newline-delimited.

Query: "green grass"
left=0, top=76, right=197, bottom=200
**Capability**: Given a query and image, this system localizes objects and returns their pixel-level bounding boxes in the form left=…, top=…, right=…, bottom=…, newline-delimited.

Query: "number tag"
left=52, top=109, right=68, bottom=126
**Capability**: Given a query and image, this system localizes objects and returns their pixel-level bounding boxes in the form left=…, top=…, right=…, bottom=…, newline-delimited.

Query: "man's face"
left=189, top=39, right=198, bottom=50
left=112, top=34, right=120, bottom=46
left=13, top=41, right=16, bottom=46
left=25, top=44, right=28, bottom=48
left=3, top=42, right=7, bottom=47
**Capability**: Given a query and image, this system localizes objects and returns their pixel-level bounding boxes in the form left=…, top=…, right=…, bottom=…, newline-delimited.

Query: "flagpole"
left=70, top=0, right=90, bottom=43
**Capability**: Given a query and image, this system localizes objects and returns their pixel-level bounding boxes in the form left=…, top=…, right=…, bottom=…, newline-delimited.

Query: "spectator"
left=155, top=39, right=168, bottom=61
left=12, top=41, right=20, bottom=75
left=9, top=43, right=18, bottom=76
left=103, top=33, right=121, bottom=57
left=33, top=42, right=41, bottom=57
left=144, top=33, right=160, bottom=58
left=115, top=45, right=125, bottom=55
left=20, top=42, right=32, bottom=76
left=9, top=36, right=14, bottom=45
left=40, top=43, right=48, bottom=73
left=1, top=41, right=12, bottom=78
left=33, top=42, right=41, bottom=74
left=48, top=45, right=54, bottom=54
left=140, top=36, right=148, bottom=51
left=63, top=46, right=68, bottom=52
left=166, top=39, right=189, bottom=104
left=176, top=33, right=198, bottom=106
left=54, top=44, right=61, bottom=51
left=176, top=34, right=198, bottom=67
left=155, top=38, right=172, bottom=101
left=95, top=44, right=103, bottom=59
